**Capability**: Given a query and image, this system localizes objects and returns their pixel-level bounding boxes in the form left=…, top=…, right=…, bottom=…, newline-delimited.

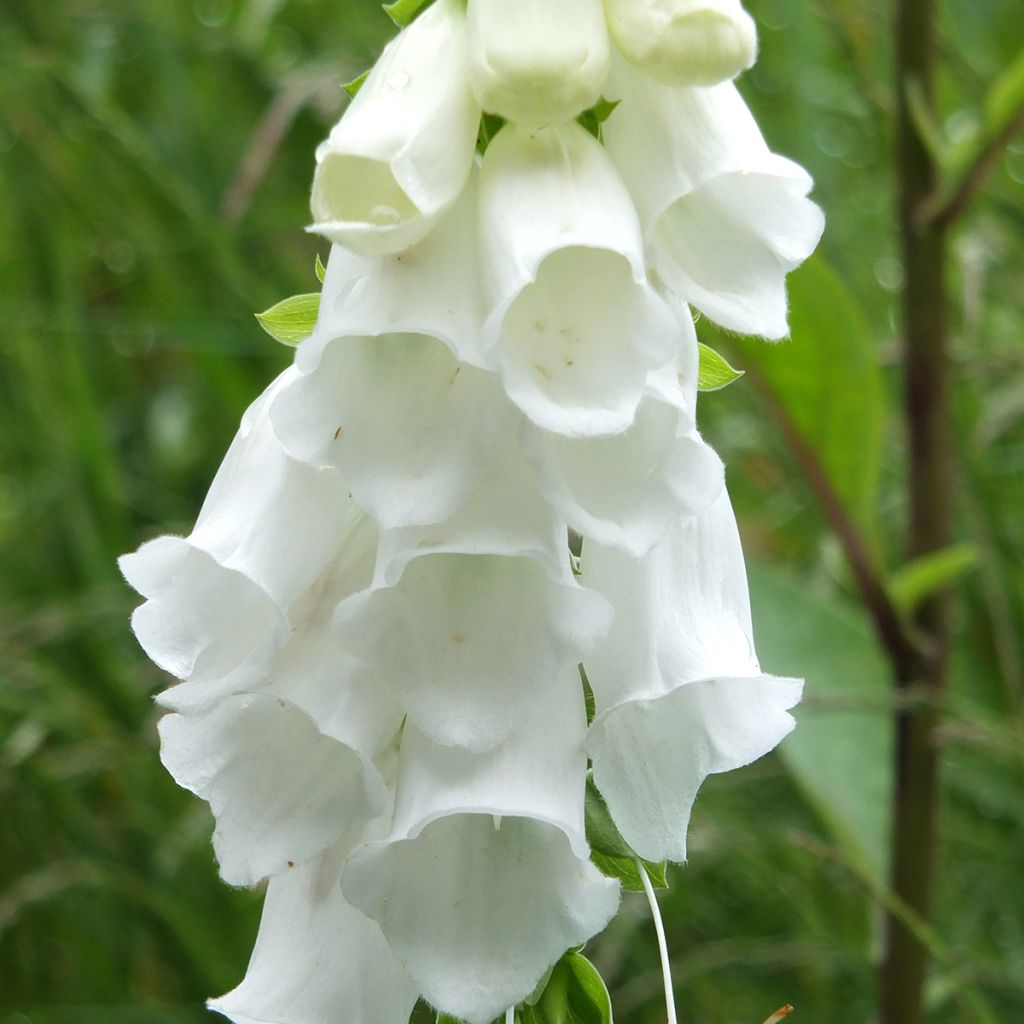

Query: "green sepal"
left=477, top=112, right=507, bottom=156
left=578, top=665, right=596, bottom=727
left=585, top=776, right=668, bottom=891
left=314, top=253, right=327, bottom=283
left=697, top=342, right=744, bottom=391
left=383, top=0, right=435, bottom=27
left=255, top=293, right=320, bottom=346
left=521, top=952, right=613, bottom=1024
left=341, top=68, right=370, bottom=98
left=576, top=98, right=620, bottom=143
left=590, top=850, right=669, bottom=893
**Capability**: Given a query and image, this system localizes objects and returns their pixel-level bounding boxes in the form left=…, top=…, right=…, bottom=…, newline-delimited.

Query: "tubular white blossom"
left=479, top=121, right=681, bottom=435
left=341, top=672, right=620, bottom=1024
left=310, top=172, right=487, bottom=367
left=604, top=0, right=758, bottom=86
left=603, top=60, right=825, bottom=338
left=159, top=694, right=387, bottom=887
left=334, top=552, right=612, bottom=751
left=209, top=842, right=420, bottom=1024
left=520, top=311, right=723, bottom=556
left=309, top=0, right=479, bottom=255
left=465, top=0, right=610, bottom=126
left=271, top=331, right=516, bottom=530
left=119, top=370, right=357, bottom=711
left=583, top=490, right=803, bottom=862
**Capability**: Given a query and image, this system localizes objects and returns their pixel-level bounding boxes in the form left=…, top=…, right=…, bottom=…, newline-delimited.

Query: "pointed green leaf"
left=584, top=776, right=633, bottom=859
left=254, top=293, right=320, bottom=346
left=341, top=68, right=370, bottom=99
left=528, top=953, right=613, bottom=1024
left=383, top=0, right=434, bottom=27
left=314, top=253, right=327, bottom=283
left=889, top=543, right=978, bottom=616
left=697, top=342, right=744, bottom=391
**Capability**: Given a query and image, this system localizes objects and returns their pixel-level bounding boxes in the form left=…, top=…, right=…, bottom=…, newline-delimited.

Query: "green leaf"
left=697, top=342, right=744, bottom=391
left=748, top=561, right=893, bottom=880
left=983, top=47, right=1024, bottom=140
left=584, top=776, right=634, bottom=859
left=314, top=253, right=326, bottom=283
left=383, top=0, right=434, bottom=27
left=590, top=851, right=668, bottom=893
left=254, top=293, right=320, bottom=346
left=725, top=255, right=887, bottom=542
left=889, top=543, right=978, bottom=616
left=341, top=68, right=369, bottom=99
left=576, top=97, right=620, bottom=142
left=523, top=953, right=613, bottom=1024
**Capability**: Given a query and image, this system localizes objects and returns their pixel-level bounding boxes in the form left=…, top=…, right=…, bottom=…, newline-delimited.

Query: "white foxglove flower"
left=520, top=309, right=723, bottom=555
left=159, top=694, right=387, bottom=887
left=583, top=490, right=803, bottom=862
left=311, top=172, right=487, bottom=367
left=334, top=550, right=611, bottom=751
left=466, top=0, right=610, bottom=126
left=271, top=330, right=515, bottom=530
left=309, top=0, right=479, bottom=256
left=479, top=120, right=680, bottom=436
left=342, top=671, right=620, bottom=1024
left=119, top=370, right=356, bottom=713
left=603, top=61, right=825, bottom=338
left=210, top=841, right=419, bottom=1024
left=156, top=550, right=402, bottom=886
left=604, top=0, right=757, bottom=86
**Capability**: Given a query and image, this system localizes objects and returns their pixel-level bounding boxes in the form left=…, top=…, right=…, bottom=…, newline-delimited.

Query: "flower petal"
left=120, top=370, right=358, bottom=705
left=479, top=121, right=680, bottom=436
left=309, top=0, right=479, bottom=255
left=522, top=402, right=724, bottom=557
left=272, top=332, right=515, bottom=529
left=159, top=693, right=388, bottom=887
left=603, top=63, right=824, bottom=338
left=334, top=553, right=612, bottom=751
left=210, top=844, right=419, bottom=1024
left=342, top=674, right=619, bottom=1024
left=587, top=673, right=802, bottom=862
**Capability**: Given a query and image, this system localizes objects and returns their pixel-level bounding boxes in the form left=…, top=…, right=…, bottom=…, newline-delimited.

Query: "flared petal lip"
left=587, top=671, right=804, bottom=734
left=373, top=806, right=591, bottom=862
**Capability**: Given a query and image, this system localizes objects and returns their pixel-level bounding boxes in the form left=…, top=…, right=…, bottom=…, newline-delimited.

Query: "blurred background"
left=1, top=0, right=1022, bottom=1021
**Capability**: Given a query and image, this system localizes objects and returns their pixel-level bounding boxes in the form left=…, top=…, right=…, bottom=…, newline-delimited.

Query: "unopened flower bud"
left=466, top=0, right=610, bottom=126
left=604, top=0, right=758, bottom=86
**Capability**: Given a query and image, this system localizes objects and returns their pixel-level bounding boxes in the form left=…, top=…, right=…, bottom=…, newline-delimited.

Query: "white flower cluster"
left=122, top=2, right=823, bottom=1022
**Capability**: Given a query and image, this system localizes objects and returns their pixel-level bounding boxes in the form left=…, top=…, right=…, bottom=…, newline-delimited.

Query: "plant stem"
left=637, top=860, right=678, bottom=1024
left=882, top=0, right=953, bottom=1021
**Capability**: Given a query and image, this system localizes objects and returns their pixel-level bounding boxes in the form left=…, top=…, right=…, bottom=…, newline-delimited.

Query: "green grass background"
left=1, top=1, right=1022, bottom=1021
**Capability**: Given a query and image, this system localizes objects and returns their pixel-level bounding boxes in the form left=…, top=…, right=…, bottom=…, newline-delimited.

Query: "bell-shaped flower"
left=520, top=307, right=724, bottom=556
left=311, top=170, right=487, bottom=367
left=210, top=841, right=419, bottom=1024
left=271, top=330, right=515, bottom=530
left=119, top=370, right=358, bottom=713
left=582, top=490, right=803, bottom=863
left=309, top=0, right=479, bottom=256
left=157, top=550, right=402, bottom=886
left=334, top=545, right=611, bottom=752
left=603, top=60, right=825, bottom=339
left=479, top=121, right=681, bottom=436
left=341, top=671, right=620, bottom=1024
left=465, top=0, right=609, bottom=127
left=604, top=0, right=757, bottom=86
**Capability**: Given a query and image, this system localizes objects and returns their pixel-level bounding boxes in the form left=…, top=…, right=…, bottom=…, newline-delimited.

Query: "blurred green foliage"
left=0, top=1, right=1022, bottom=1022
